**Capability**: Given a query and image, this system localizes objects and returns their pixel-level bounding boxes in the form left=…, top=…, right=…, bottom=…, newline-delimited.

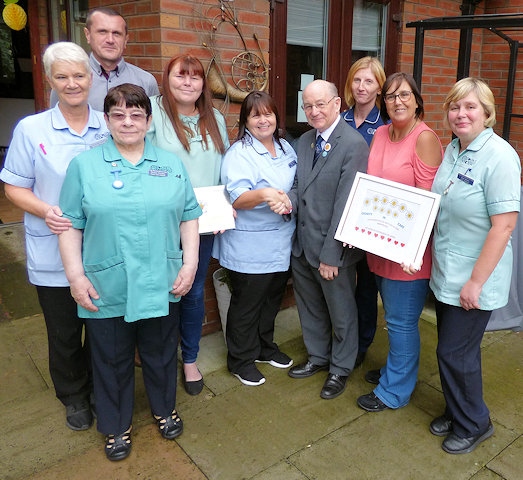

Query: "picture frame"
left=335, top=172, right=441, bottom=269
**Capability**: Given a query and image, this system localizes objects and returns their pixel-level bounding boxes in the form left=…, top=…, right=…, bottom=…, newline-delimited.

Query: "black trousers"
left=355, top=256, right=378, bottom=353
left=36, top=286, right=92, bottom=406
left=435, top=300, right=491, bottom=438
left=86, top=302, right=180, bottom=436
left=226, top=270, right=290, bottom=374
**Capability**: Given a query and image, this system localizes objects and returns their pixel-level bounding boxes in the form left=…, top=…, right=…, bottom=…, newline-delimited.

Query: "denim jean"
left=179, top=234, right=214, bottom=364
left=373, top=276, right=429, bottom=408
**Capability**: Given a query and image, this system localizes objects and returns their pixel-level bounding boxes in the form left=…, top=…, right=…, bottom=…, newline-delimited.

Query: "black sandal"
left=154, top=410, right=183, bottom=440
left=105, top=427, right=132, bottom=461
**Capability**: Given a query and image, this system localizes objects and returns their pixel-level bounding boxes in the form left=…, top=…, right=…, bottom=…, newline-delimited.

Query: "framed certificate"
left=335, top=172, right=441, bottom=269
left=193, top=185, right=235, bottom=234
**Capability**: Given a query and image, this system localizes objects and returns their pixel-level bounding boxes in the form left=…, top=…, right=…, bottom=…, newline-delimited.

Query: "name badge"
left=457, top=173, right=474, bottom=185
left=149, top=169, right=168, bottom=177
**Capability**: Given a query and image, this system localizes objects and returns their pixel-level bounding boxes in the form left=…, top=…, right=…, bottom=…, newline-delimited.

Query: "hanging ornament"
left=3, top=0, right=27, bottom=31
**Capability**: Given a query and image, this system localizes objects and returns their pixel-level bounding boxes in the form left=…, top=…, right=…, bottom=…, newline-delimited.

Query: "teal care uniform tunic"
left=430, top=128, right=520, bottom=310
left=147, top=97, right=229, bottom=188
left=60, top=137, right=202, bottom=322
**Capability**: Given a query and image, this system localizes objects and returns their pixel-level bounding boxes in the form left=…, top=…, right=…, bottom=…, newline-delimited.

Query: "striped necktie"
left=313, top=135, right=324, bottom=168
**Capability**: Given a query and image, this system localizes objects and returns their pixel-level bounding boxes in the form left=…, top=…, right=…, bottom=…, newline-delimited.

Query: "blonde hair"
left=443, top=77, right=496, bottom=129
left=344, top=57, right=386, bottom=108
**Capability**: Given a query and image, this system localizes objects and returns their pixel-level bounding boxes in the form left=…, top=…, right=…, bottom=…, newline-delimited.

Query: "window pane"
left=352, top=0, right=386, bottom=62
left=287, top=0, right=326, bottom=47
left=286, top=0, right=328, bottom=142
left=49, top=0, right=68, bottom=42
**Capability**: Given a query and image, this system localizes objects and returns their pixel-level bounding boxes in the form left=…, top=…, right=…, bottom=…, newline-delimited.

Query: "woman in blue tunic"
left=0, top=42, right=109, bottom=432
left=213, top=91, right=296, bottom=386
left=341, top=56, right=386, bottom=367
left=429, top=78, right=520, bottom=454
left=58, top=84, right=201, bottom=461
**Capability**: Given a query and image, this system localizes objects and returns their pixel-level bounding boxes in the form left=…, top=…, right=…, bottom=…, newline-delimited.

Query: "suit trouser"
left=435, top=300, right=491, bottom=438
left=226, top=269, right=290, bottom=374
left=86, top=302, right=180, bottom=436
left=291, top=254, right=358, bottom=376
left=36, top=286, right=92, bottom=406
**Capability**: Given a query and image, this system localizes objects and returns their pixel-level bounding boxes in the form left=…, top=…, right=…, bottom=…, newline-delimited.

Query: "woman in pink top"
left=357, top=73, right=443, bottom=412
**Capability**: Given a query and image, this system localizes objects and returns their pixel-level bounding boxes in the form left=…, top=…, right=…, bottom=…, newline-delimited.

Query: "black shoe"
left=66, top=399, right=93, bottom=431
left=320, top=373, right=348, bottom=400
left=354, top=351, right=366, bottom=368
left=430, top=415, right=453, bottom=437
left=288, top=361, right=328, bottom=378
left=256, top=351, right=293, bottom=369
left=442, top=420, right=494, bottom=454
left=183, top=369, right=204, bottom=396
left=364, top=369, right=382, bottom=385
left=357, top=392, right=389, bottom=412
left=155, top=410, right=183, bottom=440
left=105, top=428, right=132, bottom=461
left=232, top=364, right=266, bottom=386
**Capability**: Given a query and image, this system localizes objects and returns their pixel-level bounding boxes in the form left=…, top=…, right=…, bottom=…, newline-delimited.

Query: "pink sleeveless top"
left=366, top=121, right=442, bottom=281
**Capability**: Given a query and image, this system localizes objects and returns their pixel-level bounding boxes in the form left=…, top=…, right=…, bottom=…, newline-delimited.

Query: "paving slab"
left=288, top=407, right=518, bottom=480
left=486, top=435, right=523, bottom=480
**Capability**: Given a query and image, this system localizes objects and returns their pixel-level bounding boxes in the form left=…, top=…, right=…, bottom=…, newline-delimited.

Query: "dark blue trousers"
left=355, top=256, right=378, bottom=353
left=86, top=302, right=180, bottom=436
left=435, top=300, right=491, bottom=438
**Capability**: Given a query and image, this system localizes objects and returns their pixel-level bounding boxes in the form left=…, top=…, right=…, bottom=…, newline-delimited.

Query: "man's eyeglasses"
left=108, top=112, right=148, bottom=122
left=384, top=91, right=413, bottom=104
left=302, top=96, right=337, bottom=113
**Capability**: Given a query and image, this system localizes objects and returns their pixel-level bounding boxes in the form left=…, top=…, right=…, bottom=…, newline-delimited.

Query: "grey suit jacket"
left=288, top=119, right=369, bottom=268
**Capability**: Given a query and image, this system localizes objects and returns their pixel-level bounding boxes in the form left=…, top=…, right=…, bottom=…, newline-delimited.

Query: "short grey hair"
left=43, top=42, right=90, bottom=77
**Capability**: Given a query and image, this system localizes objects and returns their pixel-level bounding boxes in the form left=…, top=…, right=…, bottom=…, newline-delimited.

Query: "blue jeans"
left=374, top=276, right=429, bottom=408
left=179, top=234, right=214, bottom=364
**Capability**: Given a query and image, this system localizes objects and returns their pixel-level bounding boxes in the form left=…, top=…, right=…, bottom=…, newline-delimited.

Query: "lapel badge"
left=324, top=143, right=331, bottom=152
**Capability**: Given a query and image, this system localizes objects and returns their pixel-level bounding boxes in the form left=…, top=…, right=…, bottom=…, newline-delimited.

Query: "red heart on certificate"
left=368, top=231, right=372, bottom=235
left=374, top=233, right=378, bottom=237
left=401, top=243, right=405, bottom=247
left=394, top=241, right=398, bottom=245
left=355, top=226, right=359, bottom=231
left=387, top=238, right=391, bottom=242
left=380, top=235, right=384, bottom=239
left=362, top=229, right=365, bottom=233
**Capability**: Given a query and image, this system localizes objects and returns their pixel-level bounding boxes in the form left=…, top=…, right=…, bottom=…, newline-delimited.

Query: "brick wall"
left=397, top=0, right=523, bottom=161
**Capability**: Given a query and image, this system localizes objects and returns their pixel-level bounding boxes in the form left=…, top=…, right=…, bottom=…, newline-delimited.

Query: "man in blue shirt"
left=50, top=7, right=159, bottom=111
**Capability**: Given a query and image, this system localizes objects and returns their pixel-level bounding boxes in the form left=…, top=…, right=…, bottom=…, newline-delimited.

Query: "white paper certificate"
left=335, top=172, right=441, bottom=268
left=193, top=185, right=235, bottom=234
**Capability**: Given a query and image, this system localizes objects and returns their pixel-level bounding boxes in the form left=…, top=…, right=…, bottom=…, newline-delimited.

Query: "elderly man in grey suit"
left=287, top=79, right=369, bottom=399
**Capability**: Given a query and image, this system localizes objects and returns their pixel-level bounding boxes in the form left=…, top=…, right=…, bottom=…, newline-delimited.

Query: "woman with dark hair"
left=147, top=54, right=229, bottom=395
left=213, top=91, right=296, bottom=386
left=58, top=83, right=201, bottom=460
left=357, top=73, right=443, bottom=412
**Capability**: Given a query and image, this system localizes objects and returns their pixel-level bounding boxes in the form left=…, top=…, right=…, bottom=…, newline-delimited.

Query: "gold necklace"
left=390, top=119, right=418, bottom=142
